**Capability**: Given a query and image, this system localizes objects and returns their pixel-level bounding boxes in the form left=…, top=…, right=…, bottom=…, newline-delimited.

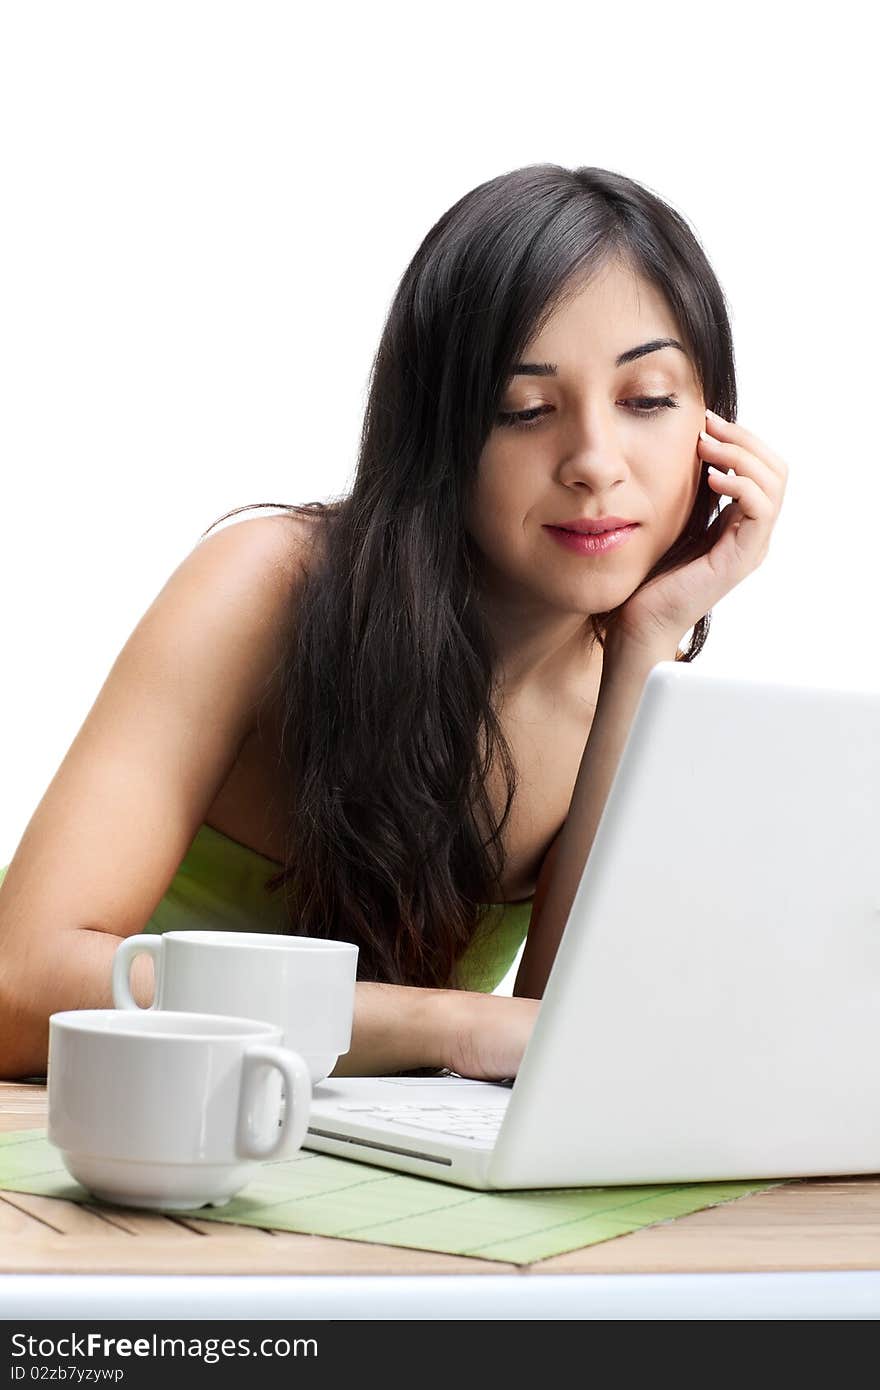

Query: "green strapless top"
left=0, top=822, right=532, bottom=993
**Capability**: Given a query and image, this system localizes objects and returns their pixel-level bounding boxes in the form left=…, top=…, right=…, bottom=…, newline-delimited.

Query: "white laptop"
left=304, top=660, right=880, bottom=1190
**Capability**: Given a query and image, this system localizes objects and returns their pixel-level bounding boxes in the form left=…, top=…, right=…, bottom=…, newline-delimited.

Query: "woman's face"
left=466, top=258, right=706, bottom=621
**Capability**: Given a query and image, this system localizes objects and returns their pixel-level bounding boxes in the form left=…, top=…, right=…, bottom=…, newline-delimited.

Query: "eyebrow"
left=511, top=337, right=686, bottom=375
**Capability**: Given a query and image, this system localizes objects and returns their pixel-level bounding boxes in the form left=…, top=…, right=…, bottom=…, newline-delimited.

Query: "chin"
left=545, top=583, right=628, bottom=617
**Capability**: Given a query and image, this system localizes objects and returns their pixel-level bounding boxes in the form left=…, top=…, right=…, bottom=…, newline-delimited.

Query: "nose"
left=554, top=403, right=630, bottom=492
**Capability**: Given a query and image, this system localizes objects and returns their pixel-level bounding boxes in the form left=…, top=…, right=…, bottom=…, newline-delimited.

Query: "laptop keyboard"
left=336, top=1101, right=507, bottom=1145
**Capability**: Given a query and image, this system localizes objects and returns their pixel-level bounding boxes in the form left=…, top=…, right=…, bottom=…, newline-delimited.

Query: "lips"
left=550, top=516, right=638, bottom=535
left=544, top=521, right=638, bottom=557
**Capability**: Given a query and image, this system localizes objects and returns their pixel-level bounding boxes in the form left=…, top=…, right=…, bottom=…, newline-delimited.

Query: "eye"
left=626, top=395, right=680, bottom=417
left=495, top=395, right=680, bottom=431
left=495, top=405, right=551, bottom=430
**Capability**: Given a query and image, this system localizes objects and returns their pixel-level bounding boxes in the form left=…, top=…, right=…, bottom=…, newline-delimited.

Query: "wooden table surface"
left=2, top=1083, right=880, bottom=1276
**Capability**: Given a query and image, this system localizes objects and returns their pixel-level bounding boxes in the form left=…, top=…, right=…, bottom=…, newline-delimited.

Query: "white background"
left=1, top=2, right=876, bottom=995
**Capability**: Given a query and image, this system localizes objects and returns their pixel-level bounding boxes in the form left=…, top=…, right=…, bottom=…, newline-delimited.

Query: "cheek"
left=641, top=447, right=701, bottom=537
left=466, top=473, right=501, bottom=552
left=686, top=437, right=704, bottom=499
left=471, top=455, right=530, bottom=531
left=668, top=447, right=704, bottom=529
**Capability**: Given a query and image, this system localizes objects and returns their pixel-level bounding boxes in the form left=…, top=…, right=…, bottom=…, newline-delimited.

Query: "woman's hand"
left=441, top=991, right=541, bottom=1081
left=609, top=409, right=789, bottom=654
left=333, top=983, right=539, bottom=1079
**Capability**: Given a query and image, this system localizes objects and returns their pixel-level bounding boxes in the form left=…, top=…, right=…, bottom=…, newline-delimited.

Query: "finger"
left=704, top=409, right=788, bottom=474
left=698, top=434, right=784, bottom=504
left=704, top=410, right=789, bottom=478
left=704, top=480, right=772, bottom=570
left=705, top=464, right=775, bottom=525
left=704, top=498, right=743, bottom=542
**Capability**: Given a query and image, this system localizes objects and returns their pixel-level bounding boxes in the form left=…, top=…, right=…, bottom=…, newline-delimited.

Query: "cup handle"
left=236, top=1046, right=312, bottom=1161
left=111, top=934, right=164, bottom=1010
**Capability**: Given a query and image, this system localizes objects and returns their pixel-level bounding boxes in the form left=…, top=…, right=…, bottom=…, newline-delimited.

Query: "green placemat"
left=0, top=1129, right=786, bottom=1265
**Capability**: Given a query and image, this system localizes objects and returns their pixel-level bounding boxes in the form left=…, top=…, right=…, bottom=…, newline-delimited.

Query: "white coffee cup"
left=112, top=930, right=359, bottom=1083
left=48, top=1009, right=311, bottom=1210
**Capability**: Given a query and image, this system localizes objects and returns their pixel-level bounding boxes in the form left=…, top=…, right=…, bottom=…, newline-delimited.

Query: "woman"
left=0, top=163, right=787, bottom=1080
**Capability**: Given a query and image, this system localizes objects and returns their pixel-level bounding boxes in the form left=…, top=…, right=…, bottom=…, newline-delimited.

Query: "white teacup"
left=48, top=1009, right=311, bottom=1210
left=112, top=930, right=359, bottom=1083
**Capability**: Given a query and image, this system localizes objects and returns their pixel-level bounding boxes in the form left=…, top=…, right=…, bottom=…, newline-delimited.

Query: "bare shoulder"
left=186, top=508, right=330, bottom=732
left=193, top=508, right=328, bottom=588
left=188, top=509, right=329, bottom=666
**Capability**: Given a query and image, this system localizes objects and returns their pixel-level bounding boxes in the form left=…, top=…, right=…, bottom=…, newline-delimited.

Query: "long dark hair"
left=201, top=163, right=735, bottom=988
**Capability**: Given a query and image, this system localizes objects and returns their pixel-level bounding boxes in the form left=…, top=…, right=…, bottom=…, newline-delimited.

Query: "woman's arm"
left=0, top=517, right=308, bottom=1078
left=513, top=634, right=678, bottom=1000
left=330, top=983, right=540, bottom=1079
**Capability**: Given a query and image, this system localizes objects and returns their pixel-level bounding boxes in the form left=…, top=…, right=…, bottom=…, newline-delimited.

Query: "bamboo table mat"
left=2, top=1083, right=879, bottom=1275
